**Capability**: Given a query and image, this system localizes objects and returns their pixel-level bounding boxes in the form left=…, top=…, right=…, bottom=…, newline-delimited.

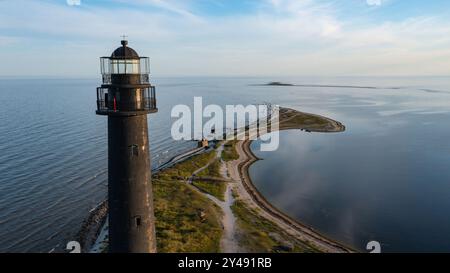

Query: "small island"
left=265, top=82, right=295, bottom=86
left=82, top=107, right=351, bottom=253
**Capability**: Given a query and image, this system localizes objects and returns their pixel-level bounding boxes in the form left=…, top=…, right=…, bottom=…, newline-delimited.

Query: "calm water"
left=0, top=76, right=449, bottom=252
left=250, top=77, right=450, bottom=253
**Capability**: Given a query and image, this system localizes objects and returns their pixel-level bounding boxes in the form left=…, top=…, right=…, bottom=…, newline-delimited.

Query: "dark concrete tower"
left=96, top=40, right=157, bottom=253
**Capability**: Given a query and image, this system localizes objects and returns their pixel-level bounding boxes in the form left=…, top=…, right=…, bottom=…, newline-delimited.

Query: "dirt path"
left=187, top=144, right=239, bottom=253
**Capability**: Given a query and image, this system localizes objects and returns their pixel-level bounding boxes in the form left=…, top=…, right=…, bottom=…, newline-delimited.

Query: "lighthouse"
left=96, top=40, right=157, bottom=253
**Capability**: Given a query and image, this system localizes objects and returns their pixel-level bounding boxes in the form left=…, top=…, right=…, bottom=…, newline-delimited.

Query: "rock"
left=198, top=210, right=207, bottom=222
left=273, top=244, right=294, bottom=252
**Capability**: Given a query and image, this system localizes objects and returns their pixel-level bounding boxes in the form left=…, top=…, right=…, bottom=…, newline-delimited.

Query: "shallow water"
left=250, top=77, right=450, bottom=252
left=0, top=76, right=449, bottom=252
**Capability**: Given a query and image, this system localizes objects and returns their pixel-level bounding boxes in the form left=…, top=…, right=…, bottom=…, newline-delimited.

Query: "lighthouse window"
left=140, top=58, right=150, bottom=74
left=110, top=59, right=124, bottom=74
left=126, top=60, right=140, bottom=74
left=134, top=216, right=142, bottom=227
left=129, top=144, right=139, bottom=156
left=110, top=59, right=140, bottom=74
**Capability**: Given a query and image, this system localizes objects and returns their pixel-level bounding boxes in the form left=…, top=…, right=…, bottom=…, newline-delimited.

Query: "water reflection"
left=250, top=86, right=450, bottom=252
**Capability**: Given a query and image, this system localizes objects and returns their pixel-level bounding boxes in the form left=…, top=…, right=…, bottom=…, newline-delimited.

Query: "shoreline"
left=229, top=108, right=354, bottom=253
left=76, top=200, right=108, bottom=253
left=82, top=107, right=354, bottom=253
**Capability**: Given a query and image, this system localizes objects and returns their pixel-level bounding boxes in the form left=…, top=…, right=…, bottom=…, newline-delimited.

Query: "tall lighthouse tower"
left=96, top=40, right=157, bottom=253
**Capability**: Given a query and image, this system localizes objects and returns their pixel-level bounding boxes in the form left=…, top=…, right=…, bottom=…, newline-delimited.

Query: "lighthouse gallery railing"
left=96, top=86, right=156, bottom=113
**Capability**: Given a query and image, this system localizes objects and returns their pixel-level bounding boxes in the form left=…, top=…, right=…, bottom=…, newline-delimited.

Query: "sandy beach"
left=225, top=108, right=354, bottom=253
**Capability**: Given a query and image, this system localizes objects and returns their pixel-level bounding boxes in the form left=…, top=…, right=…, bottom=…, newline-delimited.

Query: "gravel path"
left=188, top=144, right=239, bottom=253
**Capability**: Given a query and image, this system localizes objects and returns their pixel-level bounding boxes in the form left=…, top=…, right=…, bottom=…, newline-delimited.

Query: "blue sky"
left=1, top=0, right=450, bottom=77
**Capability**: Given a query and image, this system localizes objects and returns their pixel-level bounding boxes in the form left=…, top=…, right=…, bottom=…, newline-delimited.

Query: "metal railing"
left=101, top=73, right=150, bottom=85
left=140, top=74, right=149, bottom=84
left=96, top=86, right=156, bottom=113
left=97, top=87, right=108, bottom=111
left=102, top=74, right=111, bottom=85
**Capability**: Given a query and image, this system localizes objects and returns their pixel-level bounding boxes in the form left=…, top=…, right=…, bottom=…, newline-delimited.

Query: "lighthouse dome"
left=111, top=40, right=140, bottom=59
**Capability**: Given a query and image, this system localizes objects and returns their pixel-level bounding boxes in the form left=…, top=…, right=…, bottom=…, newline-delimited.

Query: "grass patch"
left=281, top=113, right=328, bottom=129
left=193, top=158, right=227, bottom=201
left=231, top=200, right=320, bottom=253
left=155, top=151, right=216, bottom=180
left=192, top=180, right=226, bottom=201
left=153, top=179, right=223, bottom=253
left=197, top=159, right=222, bottom=177
left=149, top=150, right=225, bottom=252
left=214, top=140, right=224, bottom=149
left=222, top=140, right=239, bottom=162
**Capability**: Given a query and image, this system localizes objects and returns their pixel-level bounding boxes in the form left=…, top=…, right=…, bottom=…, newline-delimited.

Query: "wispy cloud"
left=366, top=0, right=384, bottom=6
left=111, top=0, right=200, bottom=20
left=0, top=0, right=449, bottom=76
left=66, top=0, right=81, bottom=6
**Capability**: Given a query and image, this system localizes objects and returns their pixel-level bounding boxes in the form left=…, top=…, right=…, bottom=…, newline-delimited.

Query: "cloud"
left=0, top=35, right=20, bottom=46
left=366, top=0, right=384, bottom=6
left=0, top=0, right=449, bottom=77
left=111, top=0, right=200, bottom=20
left=66, top=0, right=81, bottom=6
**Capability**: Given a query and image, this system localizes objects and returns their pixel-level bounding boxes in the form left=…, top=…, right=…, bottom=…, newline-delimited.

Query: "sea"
left=1, top=76, right=449, bottom=252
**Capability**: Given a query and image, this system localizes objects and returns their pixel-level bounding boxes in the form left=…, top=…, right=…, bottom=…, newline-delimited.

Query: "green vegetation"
left=192, top=180, right=226, bottom=201
left=196, top=159, right=221, bottom=177
left=153, top=179, right=223, bottom=253
left=151, top=150, right=225, bottom=252
left=186, top=146, right=229, bottom=202
left=231, top=199, right=319, bottom=253
left=214, top=140, right=224, bottom=149
left=280, top=112, right=328, bottom=129
left=155, top=151, right=216, bottom=180
left=285, top=115, right=328, bottom=126
left=221, top=140, right=240, bottom=162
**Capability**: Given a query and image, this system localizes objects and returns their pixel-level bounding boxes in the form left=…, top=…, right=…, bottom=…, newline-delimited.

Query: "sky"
left=1, top=0, right=450, bottom=77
